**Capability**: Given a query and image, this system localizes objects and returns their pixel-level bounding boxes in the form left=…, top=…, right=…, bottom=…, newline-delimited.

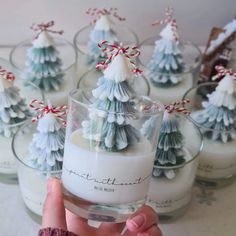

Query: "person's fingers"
left=42, top=178, right=67, bottom=230
left=126, top=205, right=158, bottom=233
left=136, top=225, right=163, bottom=236
left=99, top=222, right=126, bottom=235
left=66, top=210, right=97, bottom=236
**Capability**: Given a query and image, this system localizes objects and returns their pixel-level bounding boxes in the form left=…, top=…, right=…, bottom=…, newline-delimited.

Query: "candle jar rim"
left=9, top=37, right=77, bottom=76
left=69, top=88, right=164, bottom=118
left=77, top=68, right=151, bottom=96
left=73, top=24, right=139, bottom=56
left=12, top=118, right=62, bottom=174
left=153, top=115, right=203, bottom=171
left=183, top=81, right=236, bottom=134
left=138, top=36, right=202, bottom=75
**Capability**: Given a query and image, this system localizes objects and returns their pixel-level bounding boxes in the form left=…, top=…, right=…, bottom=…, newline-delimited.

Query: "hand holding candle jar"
left=61, top=42, right=164, bottom=223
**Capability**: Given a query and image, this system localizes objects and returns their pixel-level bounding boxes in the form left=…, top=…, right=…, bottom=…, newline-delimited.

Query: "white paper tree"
left=25, top=21, right=64, bottom=92
left=0, top=67, right=30, bottom=137
left=196, top=66, right=236, bottom=143
left=147, top=7, right=185, bottom=87
left=28, top=100, right=67, bottom=171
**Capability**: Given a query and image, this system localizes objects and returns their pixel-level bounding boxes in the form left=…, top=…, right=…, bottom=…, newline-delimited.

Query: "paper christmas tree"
left=196, top=66, right=236, bottom=143
left=82, top=41, right=142, bottom=151
left=0, top=67, right=30, bottom=137
left=86, top=8, right=125, bottom=65
left=147, top=7, right=185, bottom=87
left=25, top=21, right=64, bottom=92
left=28, top=100, right=66, bottom=171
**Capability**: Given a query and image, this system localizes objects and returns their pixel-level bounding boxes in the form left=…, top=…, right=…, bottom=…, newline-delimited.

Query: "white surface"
left=1, top=48, right=236, bottom=236
left=0, top=1, right=236, bottom=45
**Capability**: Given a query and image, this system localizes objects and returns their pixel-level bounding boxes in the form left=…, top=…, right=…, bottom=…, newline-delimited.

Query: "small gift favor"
left=13, top=100, right=67, bottom=216
left=61, top=43, right=164, bottom=222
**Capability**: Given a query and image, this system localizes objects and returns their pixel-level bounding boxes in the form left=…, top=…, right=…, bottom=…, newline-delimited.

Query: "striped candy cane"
left=213, top=65, right=236, bottom=80
left=165, top=99, right=191, bottom=115
left=96, top=40, right=142, bottom=74
left=0, top=66, right=15, bottom=81
left=152, top=7, right=179, bottom=42
left=86, top=7, right=126, bottom=24
left=30, top=21, right=64, bottom=39
left=29, top=99, right=67, bottom=126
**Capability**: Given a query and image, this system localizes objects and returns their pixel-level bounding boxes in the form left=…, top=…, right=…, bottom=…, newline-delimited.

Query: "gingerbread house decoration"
left=200, top=17, right=236, bottom=82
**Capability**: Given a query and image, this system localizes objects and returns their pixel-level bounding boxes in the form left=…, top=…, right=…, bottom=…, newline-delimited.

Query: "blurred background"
left=0, top=0, right=235, bottom=46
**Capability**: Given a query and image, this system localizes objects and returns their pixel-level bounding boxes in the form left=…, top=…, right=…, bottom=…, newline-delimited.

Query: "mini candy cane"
left=165, top=99, right=191, bottom=115
left=30, top=20, right=64, bottom=39
left=86, top=7, right=126, bottom=24
left=96, top=40, right=142, bottom=74
left=29, top=99, right=67, bottom=126
left=0, top=66, right=15, bottom=81
left=152, top=7, right=179, bottom=42
left=213, top=65, right=236, bottom=81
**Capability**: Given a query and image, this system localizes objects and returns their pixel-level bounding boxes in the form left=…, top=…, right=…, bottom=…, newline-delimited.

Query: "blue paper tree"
left=196, top=66, right=236, bottom=143
left=82, top=42, right=141, bottom=151
left=25, top=21, right=64, bottom=92
left=86, top=8, right=125, bottom=65
left=28, top=100, right=66, bottom=171
left=147, top=8, right=185, bottom=87
left=0, top=68, right=30, bottom=137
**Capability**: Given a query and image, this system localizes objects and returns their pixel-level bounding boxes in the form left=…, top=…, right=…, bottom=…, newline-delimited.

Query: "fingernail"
left=47, top=178, right=54, bottom=193
left=129, top=214, right=146, bottom=228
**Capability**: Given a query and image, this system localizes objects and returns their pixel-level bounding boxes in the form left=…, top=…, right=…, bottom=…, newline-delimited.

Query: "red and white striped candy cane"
left=86, top=7, right=125, bottom=24
left=213, top=65, right=236, bottom=80
left=96, top=41, right=142, bottom=74
left=30, top=20, right=64, bottom=39
left=165, top=99, right=191, bottom=115
left=0, top=66, right=15, bottom=81
left=29, top=99, right=67, bottom=126
left=152, top=7, right=179, bottom=42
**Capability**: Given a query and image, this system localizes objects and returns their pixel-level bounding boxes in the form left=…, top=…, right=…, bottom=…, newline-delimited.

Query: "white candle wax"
left=0, top=135, right=16, bottom=174
left=192, top=111, right=236, bottom=179
left=147, top=150, right=197, bottom=213
left=62, top=130, right=155, bottom=205
left=148, top=74, right=193, bottom=105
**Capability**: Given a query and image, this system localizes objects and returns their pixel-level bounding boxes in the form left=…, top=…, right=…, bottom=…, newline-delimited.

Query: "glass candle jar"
left=139, top=36, right=202, bottom=105
left=73, top=25, right=139, bottom=77
left=184, top=82, right=236, bottom=188
left=61, top=88, right=164, bottom=222
left=77, top=68, right=150, bottom=96
left=12, top=120, right=61, bottom=217
left=10, top=37, right=77, bottom=106
left=0, top=57, right=43, bottom=183
left=147, top=116, right=203, bottom=222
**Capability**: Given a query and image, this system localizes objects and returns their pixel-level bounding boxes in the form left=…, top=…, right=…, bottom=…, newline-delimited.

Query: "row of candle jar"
left=3, top=84, right=235, bottom=224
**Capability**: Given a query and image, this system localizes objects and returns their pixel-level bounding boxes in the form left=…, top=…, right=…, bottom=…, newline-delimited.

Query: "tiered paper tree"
left=147, top=7, right=185, bottom=87
left=25, top=21, right=64, bottom=92
left=86, top=8, right=125, bottom=65
left=82, top=41, right=142, bottom=151
left=28, top=100, right=66, bottom=171
left=142, top=100, right=190, bottom=179
left=196, top=66, right=236, bottom=143
left=0, top=67, right=30, bottom=137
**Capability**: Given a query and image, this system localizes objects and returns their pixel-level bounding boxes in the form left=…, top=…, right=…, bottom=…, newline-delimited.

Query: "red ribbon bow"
left=96, top=40, right=143, bottom=74
left=30, top=20, right=64, bottom=39
left=165, top=99, right=191, bottom=115
left=0, top=66, right=15, bottom=81
left=213, top=65, right=236, bottom=80
left=29, top=99, right=67, bottom=126
left=152, top=7, right=179, bottom=42
left=86, top=7, right=126, bottom=24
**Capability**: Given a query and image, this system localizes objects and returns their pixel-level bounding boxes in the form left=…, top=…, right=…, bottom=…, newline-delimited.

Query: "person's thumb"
left=41, top=178, right=67, bottom=230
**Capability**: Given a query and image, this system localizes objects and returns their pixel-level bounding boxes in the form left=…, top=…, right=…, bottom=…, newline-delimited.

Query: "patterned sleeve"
left=38, top=227, right=79, bottom=236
